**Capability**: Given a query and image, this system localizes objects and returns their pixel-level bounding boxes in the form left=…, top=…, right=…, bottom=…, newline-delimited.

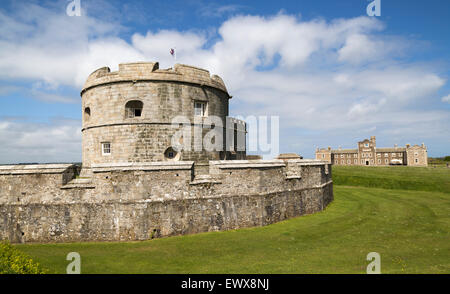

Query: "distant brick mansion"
left=315, top=136, right=428, bottom=166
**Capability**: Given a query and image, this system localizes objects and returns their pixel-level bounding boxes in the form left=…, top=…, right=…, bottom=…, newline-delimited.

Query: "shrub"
left=444, top=156, right=450, bottom=162
left=0, top=241, right=47, bottom=274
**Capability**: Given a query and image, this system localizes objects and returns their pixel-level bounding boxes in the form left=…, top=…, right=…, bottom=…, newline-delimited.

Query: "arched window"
left=84, top=107, right=91, bottom=119
left=125, top=100, right=143, bottom=118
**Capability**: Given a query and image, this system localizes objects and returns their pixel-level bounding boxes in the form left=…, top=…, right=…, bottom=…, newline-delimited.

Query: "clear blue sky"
left=0, top=0, right=449, bottom=163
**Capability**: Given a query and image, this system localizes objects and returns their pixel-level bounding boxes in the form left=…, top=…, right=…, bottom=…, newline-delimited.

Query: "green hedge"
left=0, top=241, right=47, bottom=274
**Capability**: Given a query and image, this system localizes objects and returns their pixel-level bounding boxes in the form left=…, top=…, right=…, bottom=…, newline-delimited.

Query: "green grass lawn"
left=13, top=166, right=450, bottom=274
left=332, top=165, right=450, bottom=192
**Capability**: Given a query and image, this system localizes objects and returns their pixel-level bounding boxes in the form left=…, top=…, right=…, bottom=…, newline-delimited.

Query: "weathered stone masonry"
left=0, top=160, right=332, bottom=243
left=0, top=61, right=333, bottom=243
left=81, top=62, right=246, bottom=172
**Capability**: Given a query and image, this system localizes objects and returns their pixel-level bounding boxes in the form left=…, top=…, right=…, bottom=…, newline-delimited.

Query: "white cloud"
left=338, top=34, right=383, bottom=64
left=198, top=3, right=245, bottom=18
left=0, top=2, right=128, bottom=87
left=347, top=98, right=386, bottom=118
left=30, top=90, right=79, bottom=104
left=0, top=119, right=81, bottom=164
left=442, top=94, right=450, bottom=103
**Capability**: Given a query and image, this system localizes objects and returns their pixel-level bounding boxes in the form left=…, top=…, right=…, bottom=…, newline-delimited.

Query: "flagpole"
left=170, top=47, right=177, bottom=64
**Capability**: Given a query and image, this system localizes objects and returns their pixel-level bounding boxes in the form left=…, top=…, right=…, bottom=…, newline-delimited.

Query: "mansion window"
left=354, top=159, right=357, bottom=164
left=378, top=159, right=381, bottom=164
left=364, top=143, right=369, bottom=147
left=341, top=160, right=344, bottom=164
left=384, top=153, right=388, bottom=157
left=347, top=160, right=350, bottom=164
left=415, top=158, right=419, bottom=163
left=385, top=159, right=388, bottom=163
left=335, top=160, right=339, bottom=164
left=392, top=153, right=396, bottom=157
left=377, top=153, right=381, bottom=157
left=354, top=154, right=357, bottom=158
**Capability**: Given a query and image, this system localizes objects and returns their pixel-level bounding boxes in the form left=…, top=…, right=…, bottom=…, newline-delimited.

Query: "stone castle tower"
left=0, top=61, right=333, bottom=243
left=81, top=62, right=246, bottom=174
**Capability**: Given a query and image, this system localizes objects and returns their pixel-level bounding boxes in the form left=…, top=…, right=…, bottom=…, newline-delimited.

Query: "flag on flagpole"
left=169, top=48, right=176, bottom=60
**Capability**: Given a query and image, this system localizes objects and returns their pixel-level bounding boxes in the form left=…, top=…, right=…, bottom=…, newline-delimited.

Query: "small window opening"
left=84, top=107, right=91, bottom=119
left=102, top=142, right=111, bottom=155
left=125, top=100, right=143, bottom=118
left=164, top=147, right=179, bottom=161
left=194, top=101, right=207, bottom=117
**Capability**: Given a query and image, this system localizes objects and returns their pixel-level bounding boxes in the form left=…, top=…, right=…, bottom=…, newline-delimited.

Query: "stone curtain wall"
left=0, top=160, right=333, bottom=243
left=0, top=164, right=76, bottom=204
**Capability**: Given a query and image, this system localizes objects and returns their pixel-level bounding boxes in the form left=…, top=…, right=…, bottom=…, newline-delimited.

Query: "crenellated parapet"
left=82, top=62, right=229, bottom=96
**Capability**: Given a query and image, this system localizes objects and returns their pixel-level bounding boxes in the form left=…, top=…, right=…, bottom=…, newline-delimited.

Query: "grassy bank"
left=15, top=181, right=450, bottom=273
left=332, top=165, right=450, bottom=193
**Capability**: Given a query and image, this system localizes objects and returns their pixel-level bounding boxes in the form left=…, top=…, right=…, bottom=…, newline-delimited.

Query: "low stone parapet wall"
left=0, top=160, right=333, bottom=243
left=0, top=164, right=77, bottom=204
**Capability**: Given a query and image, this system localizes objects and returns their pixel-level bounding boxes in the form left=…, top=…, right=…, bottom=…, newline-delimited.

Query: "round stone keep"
left=80, top=62, right=245, bottom=169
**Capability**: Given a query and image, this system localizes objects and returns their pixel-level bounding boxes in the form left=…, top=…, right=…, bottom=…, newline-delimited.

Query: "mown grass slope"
left=14, top=166, right=450, bottom=274
left=332, top=165, right=450, bottom=193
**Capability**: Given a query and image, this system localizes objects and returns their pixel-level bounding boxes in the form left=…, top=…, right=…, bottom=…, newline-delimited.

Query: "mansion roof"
left=330, top=147, right=406, bottom=154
